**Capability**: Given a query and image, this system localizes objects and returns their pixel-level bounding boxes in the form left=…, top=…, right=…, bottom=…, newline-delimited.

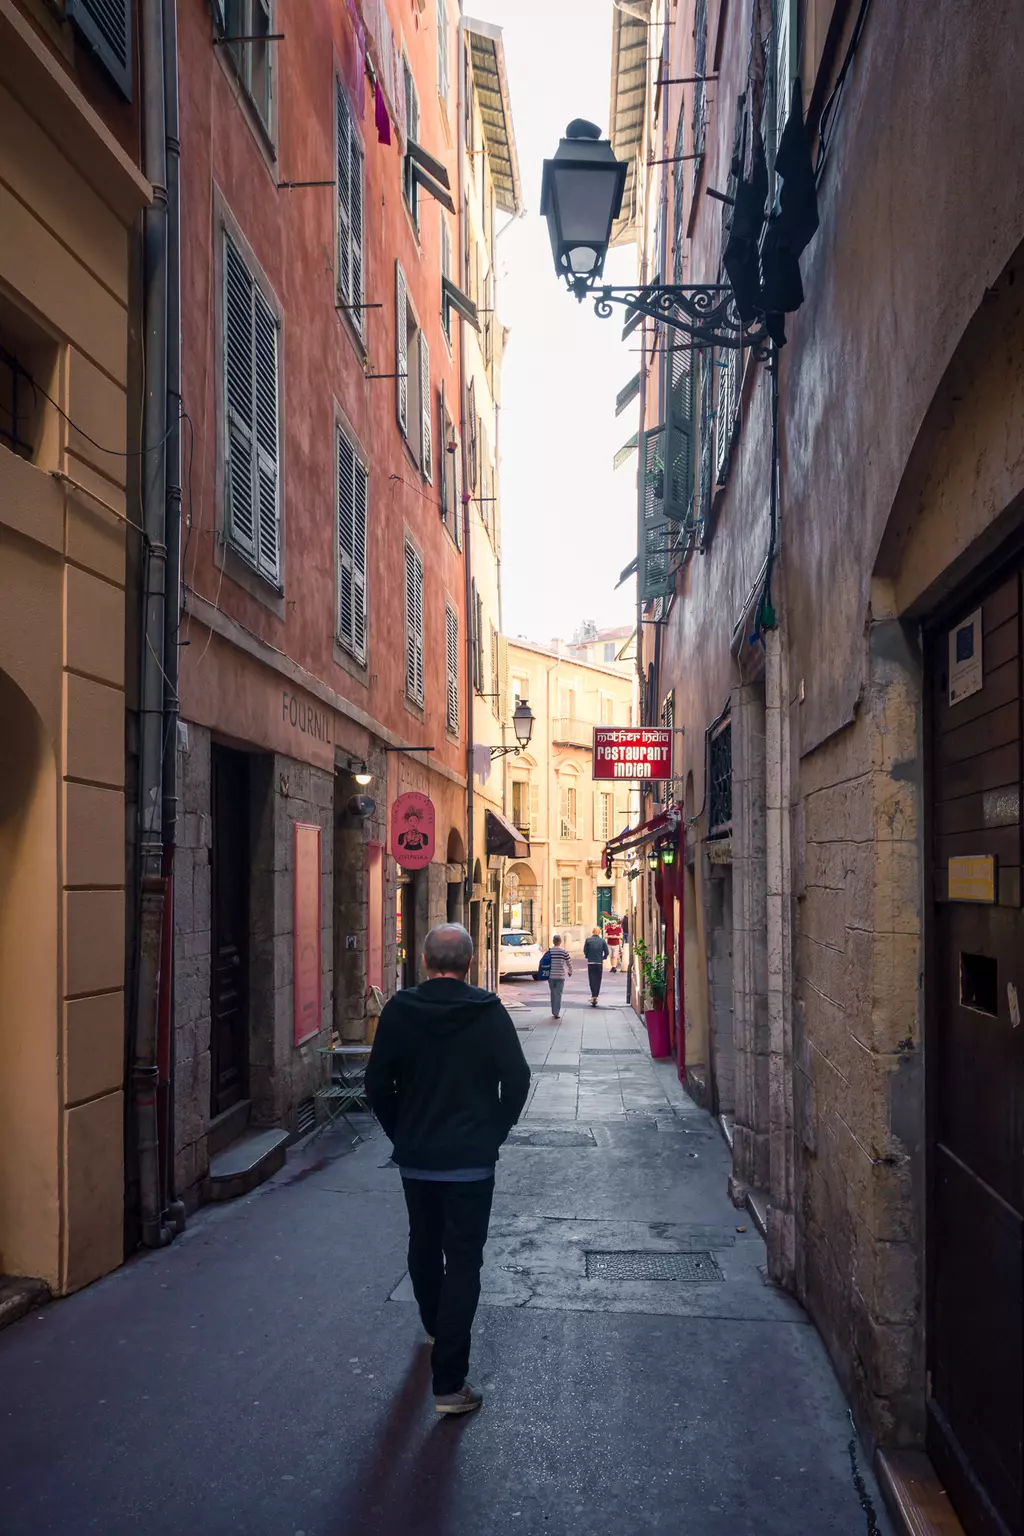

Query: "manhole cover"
left=584, top=1250, right=724, bottom=1282
left=507, top=1128, right=596, bottom=1148
left=581, top=1048, right=645, bottom=1056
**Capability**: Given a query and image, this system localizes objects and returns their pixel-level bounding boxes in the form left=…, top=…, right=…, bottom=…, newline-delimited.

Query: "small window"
left=337, top=425, right=368, bottom=662
left=336, top=82, right=365, bottom=333
left=404, top=541, right=425, bottom=705
left=221, top=0, right=274, bottom=138
left=445, top=600, right=459, bottom=734
left=708, top=718, right=732, bottom=837
left=0, top=299, right=60, bottom=468
left=223, top=232, right=280, bottom=586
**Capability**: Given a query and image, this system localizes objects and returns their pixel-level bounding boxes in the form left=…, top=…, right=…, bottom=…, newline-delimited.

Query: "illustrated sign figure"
left=391, top=791, right=435, bottom=870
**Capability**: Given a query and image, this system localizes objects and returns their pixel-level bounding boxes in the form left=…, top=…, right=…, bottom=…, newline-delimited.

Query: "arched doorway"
left=445, top=828, right=466, bottom=924
left=503, top=860, right=539, bottom=936
left=0, top=669, right=59, bottom=1284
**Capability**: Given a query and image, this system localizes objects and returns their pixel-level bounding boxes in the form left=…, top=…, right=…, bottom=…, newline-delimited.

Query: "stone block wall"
left=793, top=620, right=925, bottom=1444
left=248, top=754, right=334, bottom=1129
left=333, top=741, right=389, bottom=1042
left=731, top=681, right=770, bottom=1193
left=173, top=724, right=213, bottom=1203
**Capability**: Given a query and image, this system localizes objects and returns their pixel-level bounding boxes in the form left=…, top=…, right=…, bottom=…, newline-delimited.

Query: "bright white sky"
left=467, top=0, right=640, bottom=646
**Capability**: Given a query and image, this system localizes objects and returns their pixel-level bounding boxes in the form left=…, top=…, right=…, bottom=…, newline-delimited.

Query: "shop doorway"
left=597, top=887, right=613, bottom=928
left=210, top=745, right=250, bottom=1118
left=926, top=570, right=1024, bottom=1535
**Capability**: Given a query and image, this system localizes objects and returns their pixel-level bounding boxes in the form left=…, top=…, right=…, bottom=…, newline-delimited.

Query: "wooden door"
left=210, top=746, right=250, bottom=1118
left=928, top=572, right=1024, bottom=1536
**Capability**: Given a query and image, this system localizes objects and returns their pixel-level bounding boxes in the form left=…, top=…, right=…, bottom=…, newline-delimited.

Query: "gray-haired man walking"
left=366, top=923, right=531, bottom=1415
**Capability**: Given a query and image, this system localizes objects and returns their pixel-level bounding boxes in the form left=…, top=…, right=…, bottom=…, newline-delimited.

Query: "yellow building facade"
left=0, top=1, right=150, bottom=1294
left=504, top=639, right=637, bottom=951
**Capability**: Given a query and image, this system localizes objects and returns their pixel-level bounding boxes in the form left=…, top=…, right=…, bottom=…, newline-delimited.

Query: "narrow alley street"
left=0, top=969, right=889, bottom=1536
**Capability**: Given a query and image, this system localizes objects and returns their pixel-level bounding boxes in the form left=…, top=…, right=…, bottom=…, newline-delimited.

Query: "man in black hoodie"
left=366, top=922, right=531, bottom=1415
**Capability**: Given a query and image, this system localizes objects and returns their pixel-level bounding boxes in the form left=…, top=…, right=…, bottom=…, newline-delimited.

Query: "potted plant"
left=634, top=939, right=670, bottom=1058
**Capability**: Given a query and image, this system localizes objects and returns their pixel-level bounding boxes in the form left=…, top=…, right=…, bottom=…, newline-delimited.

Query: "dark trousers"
left=401, top=1176, right=495, bottom=1396
left=588, top=962, right=604, bottom=998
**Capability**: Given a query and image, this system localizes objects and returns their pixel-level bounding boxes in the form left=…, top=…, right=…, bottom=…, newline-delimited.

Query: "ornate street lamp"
left=490, top=699, right=535, bottom=760
left=542, top=120, right=772, bottom=355
left=540, top=119, right=626, bottom=287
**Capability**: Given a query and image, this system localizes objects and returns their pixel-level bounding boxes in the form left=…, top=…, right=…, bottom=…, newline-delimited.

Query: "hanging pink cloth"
left=374, top=81, right=391, bottom=145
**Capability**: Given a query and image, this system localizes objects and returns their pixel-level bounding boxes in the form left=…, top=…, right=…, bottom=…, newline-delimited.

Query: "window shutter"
left=775, top=0, right=794, bottom=173
left=404, top=543, right=424, bottom=703
left=574, top=877, right=584, bottom=927
left=395, top=261, right=409, bottom=434
left=593, top=789, right=600, bottom=840
left=530, top=782, right=540, bottom=836
left=336, top=84, right=352, bottom=308
left=715, top=346, right=733, bottom=482
left=350, top=132, right=364, bottom=327
left=224, top=236, right=256, bottom=562
left=436, top=0, right=449, bottom=100
left=68, top=0, right=132, bottom=99
left=420, top=335, right=432, bottom=481
left=466, top=379, right=478, bottom=492
left=663, top=343, right=694, bottom=523
left=453, top=432, right=463, bottom=548
left=559, top=781, right=568, bottom=832
left=554, top=879, right=561, bottom=924
left=639, top=424, right=673, bottom=601
left=498, top=634, right=509, bottom=721
left=445, top=603, right=459, bottom=733
left=337, top=428, right=367, bottom=661
left=253, top=287, right=280, bottom=583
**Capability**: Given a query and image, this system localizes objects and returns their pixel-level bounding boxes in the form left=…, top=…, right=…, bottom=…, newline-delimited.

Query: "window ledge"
left=215, top=535, right=285, bottom=619
left=332, top=638, right=370, bottom=685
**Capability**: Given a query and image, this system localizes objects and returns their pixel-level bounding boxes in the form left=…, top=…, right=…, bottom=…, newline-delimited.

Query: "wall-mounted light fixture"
left=347, top=756, right=373, bottom=786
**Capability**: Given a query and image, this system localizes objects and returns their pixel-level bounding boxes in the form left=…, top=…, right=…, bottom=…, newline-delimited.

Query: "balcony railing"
left=551, top=716, right=595, bottom=748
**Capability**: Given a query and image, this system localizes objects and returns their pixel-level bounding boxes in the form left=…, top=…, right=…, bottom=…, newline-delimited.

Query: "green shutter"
left=68, top=0, right=131, bottom=99
left=663, top=343, right=694, bottom=523
left=639, top=425, right=673, bottom=602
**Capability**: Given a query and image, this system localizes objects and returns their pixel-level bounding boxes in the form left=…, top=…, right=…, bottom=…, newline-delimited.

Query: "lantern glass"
left=647, top=848, right=659, bottom=872
left=541, top=123, right=626, bottom=288
left=512, top=699, right=535, bottom=749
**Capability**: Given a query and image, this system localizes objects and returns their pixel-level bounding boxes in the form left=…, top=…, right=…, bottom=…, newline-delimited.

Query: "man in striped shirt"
left=547, top=935, right=573, bottom=1020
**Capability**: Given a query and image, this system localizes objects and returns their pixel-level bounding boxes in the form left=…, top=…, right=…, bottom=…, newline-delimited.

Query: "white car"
left=499, top=929, right=543, bottom=979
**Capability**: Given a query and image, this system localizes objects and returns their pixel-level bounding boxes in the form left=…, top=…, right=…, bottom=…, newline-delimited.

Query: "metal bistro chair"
left=313, top=1045, right=372, bottom=1138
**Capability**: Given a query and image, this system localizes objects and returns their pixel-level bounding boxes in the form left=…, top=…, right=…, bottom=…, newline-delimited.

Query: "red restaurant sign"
left=391, top=791, right=435, bottom=869
left=593, top=726, right=673, bottom=781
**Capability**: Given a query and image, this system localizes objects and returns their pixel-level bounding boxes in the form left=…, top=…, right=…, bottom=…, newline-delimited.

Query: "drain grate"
left=581, top=1048, right=645, bottom=1056
left=508, top=1127, right=596, bottom=1148
left=585, top=1250, right=724, bottom=1282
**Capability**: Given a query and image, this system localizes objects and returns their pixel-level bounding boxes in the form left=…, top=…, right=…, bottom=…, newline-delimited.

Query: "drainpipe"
left=133, top=0, right=172, bottom=1249
left=160, top=0, right=186, bottom=1234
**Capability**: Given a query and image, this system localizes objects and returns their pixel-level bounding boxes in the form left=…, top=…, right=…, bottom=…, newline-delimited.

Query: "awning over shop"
left=604, top=807, right=678, bottom=859
left=485, top=808, right=530, bottom=859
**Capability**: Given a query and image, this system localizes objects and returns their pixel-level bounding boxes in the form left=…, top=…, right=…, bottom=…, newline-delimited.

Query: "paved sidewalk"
left=0, top=971, right=890, bottom=1535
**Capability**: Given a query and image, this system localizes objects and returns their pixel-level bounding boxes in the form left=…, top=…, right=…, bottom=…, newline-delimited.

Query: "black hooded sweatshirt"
left=365, top=978, right=531, bottom=1171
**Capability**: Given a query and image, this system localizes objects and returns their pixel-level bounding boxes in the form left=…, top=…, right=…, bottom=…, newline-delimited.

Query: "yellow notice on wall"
left=948, top=855, right=996, bottom=903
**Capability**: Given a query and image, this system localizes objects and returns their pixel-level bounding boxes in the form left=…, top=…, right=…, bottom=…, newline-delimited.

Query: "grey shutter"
left=420, top=334, right=432, bottom=481
left=445, top=603, right=459, bottom=732
left=68, top=0, right=131, bottom=99
left=530, top=782, right=540, bottom=836
left=615, top=372, right=641, bottom=417
left=405, top=544, right=424, bottom=702
left=253, top=287, right=280, bottom=583
left=224, top=236, right=256, bottom=561
left=575, top=877, right=584, bottom=926
left=453, top=427, right=463, bottom=548
left=395, top=262, right=409, bottom=434
left=466, top=379, right=477, bottom=492
left=436, top=0, right=449, bottom=100
left=663, top=343, right=694, bottom=523
left=337, top=428, right=367, bottom=661
left=716, top=346, right=735, bottom=482
left=639, top=425, right=673, bottom=601
left=439, top=378, right=449, bottom=517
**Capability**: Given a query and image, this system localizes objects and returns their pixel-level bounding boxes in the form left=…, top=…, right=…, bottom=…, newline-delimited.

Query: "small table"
left=314, top=1045, right=372, bottom=1136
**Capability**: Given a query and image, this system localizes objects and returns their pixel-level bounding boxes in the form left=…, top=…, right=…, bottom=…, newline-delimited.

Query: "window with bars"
left=221, top=0, right=274, bottom=135
left=692, top=0, right=708, bottom=199
left=336, top=83, right=364, bottom=333
left=404, top=541, right=425, bottom=705
left=708, top=718, right=733, bottom=836
left=224, top=232, right=280, bottom=585
left=445, top=601, right=459, bottom=734
left=336, top=425, right=368, bottom=661
left=557, top=877, right=583, bottom=928
left=436, top=0, right=450, bottom=103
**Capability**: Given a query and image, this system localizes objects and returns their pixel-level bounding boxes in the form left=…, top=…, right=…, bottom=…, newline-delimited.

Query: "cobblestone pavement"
left=0, top=967, right=890, bottom=1535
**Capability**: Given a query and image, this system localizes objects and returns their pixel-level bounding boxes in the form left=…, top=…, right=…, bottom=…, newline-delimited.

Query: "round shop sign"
left=391, top=791, right=435, bottom=870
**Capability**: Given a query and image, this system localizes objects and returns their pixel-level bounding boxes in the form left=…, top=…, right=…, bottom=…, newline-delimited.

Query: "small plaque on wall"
left=948, top=609, right=982, bottom=705
left=948, top=854, right=996, bottom=903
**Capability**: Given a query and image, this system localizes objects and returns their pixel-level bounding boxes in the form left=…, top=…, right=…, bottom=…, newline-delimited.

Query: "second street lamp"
left=490, top=699, right=535, bottom=760
left=540, top=119, right=626, bottom=293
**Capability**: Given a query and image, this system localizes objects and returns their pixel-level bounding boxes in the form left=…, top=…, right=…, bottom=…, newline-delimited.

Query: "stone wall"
left=731, top=681, right=770, bottom=1194
left=173, top=724, right=213, bottom=1202
left=793, top=620, right=925, bottom=1444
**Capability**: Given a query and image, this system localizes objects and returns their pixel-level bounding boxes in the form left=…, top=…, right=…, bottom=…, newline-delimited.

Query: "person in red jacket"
left=604, top=916, right=623, bottom=971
